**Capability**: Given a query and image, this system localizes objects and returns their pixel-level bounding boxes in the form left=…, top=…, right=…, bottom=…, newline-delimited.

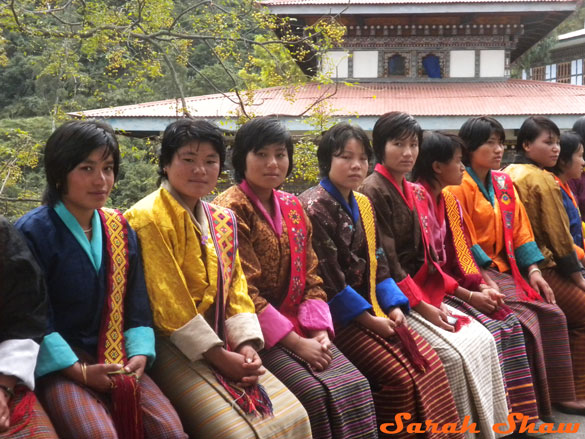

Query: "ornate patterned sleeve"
left=297, top=209, right=335, bottom=337
left=300, top=191, right=372, bottom=328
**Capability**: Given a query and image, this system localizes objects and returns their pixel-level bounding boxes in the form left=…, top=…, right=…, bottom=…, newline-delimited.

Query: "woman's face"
left=63, top=146, right=115, bottom=216
left=470, top=133, right=504, bottom=171
left=164, top=141, right=221, bottom=207
left=434, top=148, right=465, bottom=188
left=523, top=130, right=560, bottom=168
left=244, top=143, right=289, bottom=191
left=328, top=138, right=369, bottom=193
left=563, top=143, right=585, bottom=180
left=382, top=134, right=419, bottom=181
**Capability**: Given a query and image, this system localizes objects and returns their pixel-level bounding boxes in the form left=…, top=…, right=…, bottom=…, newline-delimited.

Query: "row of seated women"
left=2, top=112, right=585, bottom=439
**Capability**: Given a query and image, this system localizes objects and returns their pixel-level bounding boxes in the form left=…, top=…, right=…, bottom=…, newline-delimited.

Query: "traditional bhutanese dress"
left=360, top=165, right=508, bottom=439
left=214, top=182, right=377, bottom=439
left=505, top=160, right=585, bottom=399
left=418, top=181, right=538, bottom=421
left=569, top=174, right=585, bottom=222
left=125, top=184, right=311, bottom=439
left=16, top=204, right=186, bottom=439
left=551, top=174, right=585, bottom=260
left=0, top=217, right=57, bottom=439
left=447, top=168, right=576, bottom=417
left=300, top=180, right=462, bottom=439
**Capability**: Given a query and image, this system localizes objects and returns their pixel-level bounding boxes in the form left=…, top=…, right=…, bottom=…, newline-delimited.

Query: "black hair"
left=458, top=116, right=505, bottom=165
left=43, top=120, right=119, bottom=207
left=317, top=122, right=372, bottom=178
left=412, top=131, right=465, bottom=184
left=516, top=116, right=560, bottom=153
left=573, top=116, right=585, bottom=144
left=231, top=117, right=294, bottom=183
left=159, top=119, right=226, bottom=183
left=550, top=131, right=583, bottom=176
left=372, top=111, right=423, bottom=164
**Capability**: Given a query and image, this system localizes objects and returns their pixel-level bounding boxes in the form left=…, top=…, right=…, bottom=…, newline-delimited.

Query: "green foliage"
left=0, top=0, right=347, bottom=215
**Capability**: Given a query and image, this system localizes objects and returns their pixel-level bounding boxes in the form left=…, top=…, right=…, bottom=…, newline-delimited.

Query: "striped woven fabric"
left=445, top=295, right=539, bottom=422
left=37, top=370, right=186, bottom=439
left=334, top=322, right=463, bottom=439
left=541, top=268, right=585, bottom=400
left=489, top=269, right=576, bottom=416
left=0, top=390, right=57, bottom=439
left=409, top=308, right=509, bottom=439
left=150, top=337, right=311, bottom=439
left=260, top=344, right=377, bottom=439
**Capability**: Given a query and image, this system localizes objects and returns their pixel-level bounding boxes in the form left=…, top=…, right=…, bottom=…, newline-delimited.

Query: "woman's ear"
left=431, top=160, right=443, bottom=175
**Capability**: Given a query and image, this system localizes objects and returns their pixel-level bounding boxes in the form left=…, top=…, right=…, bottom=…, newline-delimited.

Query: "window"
left=571, top=59, right=584, bottom=86
left=531, top=66, right=545, bottom=81
left=421, top=54, right=442, bottom=78
left=545, top=64, right=556, bottom=82
left=557, top=62, right=571, bottom=83
left=384, top=53, right=410, bottom=77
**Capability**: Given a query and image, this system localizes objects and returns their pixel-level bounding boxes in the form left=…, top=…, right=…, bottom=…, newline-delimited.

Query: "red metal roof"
left=71, top=80, right=585, bottom=119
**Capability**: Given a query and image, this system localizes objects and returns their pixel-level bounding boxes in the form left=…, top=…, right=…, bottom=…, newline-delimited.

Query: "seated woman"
left=125, top=119, right=311, bottom=439
left=568, top=116, right=585, bottom=221
left=549, top=131, right=585, bottom=261
left=413, top=131, right=538, bottom=421
left=446, top=116, right=580, bottom=419
left=358, top=111, right=508, bottom=439
left=504, top=116, right=585, bottom=414
left=0, top=216, right=57, bottom=439
left=299, top=123, right=462, bottom=438
left=214, top=117, right=377, bottom=439
left=16, top=120, right=186, bottom=439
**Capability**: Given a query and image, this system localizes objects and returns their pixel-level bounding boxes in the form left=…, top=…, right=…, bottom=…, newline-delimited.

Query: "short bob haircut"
left=372, top=111, right=423, bottom=164
left=159, top=119, right=226, bottom=181
left=573, top=116, right=585, bottom=143
left=43, top=120, right=119, bottom=207
left=231, top=117, right=294, bottom=183
left=549, top=131, right=584, bottom=176
left=458, top=116, right=505, bottom=165
left=412, top=131, right=465, bottom=184
left=317, top=122, right=372, bottom=178
left=516, top=116, right=560, bottom=153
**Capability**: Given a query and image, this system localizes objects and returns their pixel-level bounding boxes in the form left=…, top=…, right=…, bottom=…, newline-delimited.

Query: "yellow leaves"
left=0, top=128, right=41, bottom=196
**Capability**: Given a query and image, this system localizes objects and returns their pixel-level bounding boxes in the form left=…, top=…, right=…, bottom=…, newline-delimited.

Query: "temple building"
left=72, top=0, right=585, bottom=137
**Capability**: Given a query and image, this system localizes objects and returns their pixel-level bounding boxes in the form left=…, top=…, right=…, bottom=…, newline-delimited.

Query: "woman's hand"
left=528, top=270, right=555, bottom=304
left=204, top=346, right=265, bottom=387
left=414, top=301, right=454, bottom=332
left=469, top=290, right=501, bottom=315
left=0, top=375, right=16, bottom=433
left=356, top=312, right=395, bottom=338
left=388, top=307, right=407, bottom=328
left=124, top=355, right=147, bottom=379
left=0, top=389, right=10, bottom=432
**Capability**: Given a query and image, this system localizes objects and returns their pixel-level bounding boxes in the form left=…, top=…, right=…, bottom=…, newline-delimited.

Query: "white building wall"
left=479, top=50, right=505, bottom=77
left=352, top=51, right=379, bottom=78
left=321, top=51, right=349, bottom=78
left=449, top=50, right=475, bottom=78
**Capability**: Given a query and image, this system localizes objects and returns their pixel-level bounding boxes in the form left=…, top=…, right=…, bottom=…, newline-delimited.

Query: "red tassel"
left=454, top=314, right=472, bottom=332
left=8, top=388, right=36, bottom=435
left=213, top=371, right=273, bottom=417
left=394, top=325, right=430, bottom=374
left=110, top=374, right=143, bottom=439
left=489, top=305, right=514, bottom=321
